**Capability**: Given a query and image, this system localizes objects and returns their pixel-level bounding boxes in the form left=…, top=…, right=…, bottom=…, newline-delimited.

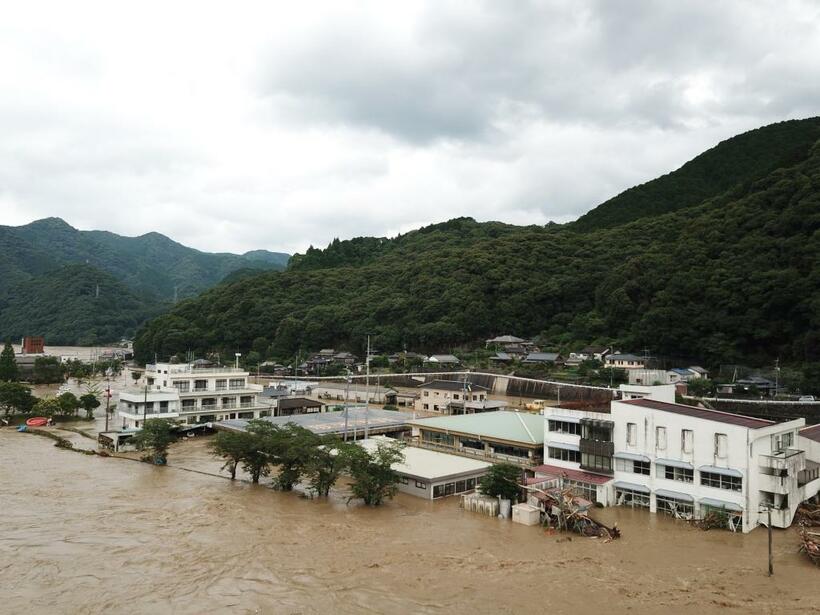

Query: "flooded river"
left=1, top=431, right=817, bottom=614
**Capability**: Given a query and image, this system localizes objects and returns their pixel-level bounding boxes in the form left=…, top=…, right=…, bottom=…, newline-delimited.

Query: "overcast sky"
left=1, top=1, right=818, bottom=255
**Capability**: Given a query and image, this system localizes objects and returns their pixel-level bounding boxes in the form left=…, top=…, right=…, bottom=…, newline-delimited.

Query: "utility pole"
left=364, top=334, right=371, bottom=440
left=104, top=379, right=111, bottom=432
left=774, top=358, right=780, bottom=398
left=767, top=507, right=773, bottom=576
left=142, top=382, right=148, bottom=428
left=343, top=370, right=351, bottom=442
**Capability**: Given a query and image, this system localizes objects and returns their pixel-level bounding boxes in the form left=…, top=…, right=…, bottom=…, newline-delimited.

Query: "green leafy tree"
left=79, top=392, right=101, bottom=420
left=0, top=381, right=35, bottom=417
left=32, top=357, right=63, bottom=384
left=269, top=423, right=320, bottom=491
left=687, top=378, right=716, bottom=397
left=57, top=391, right=81, bottom=416
left=344, top=439, right=405, bottom=506
left=369, top=355, right=389, bottom=369
left=32, top=397, right=62, bottom=418
left=209, top=431, right=251, bottom=480
left=131, top=418, right=177, bottom=465
left=0, top=342, right=19, bottom=382
left=304, top=437, right=348, bottom=496
left=241, top=419, right=277, bottom=483
left=479, top=463, right=522, bottom=502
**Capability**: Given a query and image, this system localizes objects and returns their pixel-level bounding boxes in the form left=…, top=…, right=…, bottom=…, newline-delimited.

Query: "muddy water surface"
left=1, top=431, right=817, bottom=614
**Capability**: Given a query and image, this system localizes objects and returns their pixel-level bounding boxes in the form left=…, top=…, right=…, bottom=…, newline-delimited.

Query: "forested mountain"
left=0, top=218, right=289, bottom=344
left=134, top=118, right=820, bottom=371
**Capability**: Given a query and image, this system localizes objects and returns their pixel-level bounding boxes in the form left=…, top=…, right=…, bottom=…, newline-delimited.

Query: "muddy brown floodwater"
left=1, top=431, right=818, bottom=615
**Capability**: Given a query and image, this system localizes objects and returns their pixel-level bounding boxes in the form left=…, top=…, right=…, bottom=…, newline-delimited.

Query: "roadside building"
left=309, top=381, right=398, bottom=405
left=359, top=436, right=492, bottom=499
left=604, top=353, right=646, bottom=369
left=424, top=354, right=461, bottom=366
left=409, top=411, right=544, bottom=466
left=415, top=380, right=490, bottom=414
left=117, top=362, right=268, bottom=428
left=485, top=335, right=534, bottom=358
left=628, top=369, right=683, bottom=385
left=522, top=352, right=564, bottom=365
left=21, top=336, right=45, bottom=354
left=274, top=397, right=325, bottom=417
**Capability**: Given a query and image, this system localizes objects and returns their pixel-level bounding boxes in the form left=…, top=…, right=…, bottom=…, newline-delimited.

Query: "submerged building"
left=117, top=362, right=269, bottom=429
left=538, top=384, right=820, bottom=532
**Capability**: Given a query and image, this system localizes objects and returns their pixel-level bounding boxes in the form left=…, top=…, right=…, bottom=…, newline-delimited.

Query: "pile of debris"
left=796, top=503, right=820, bottom=566
left=528, top=486, right=620, bottom=541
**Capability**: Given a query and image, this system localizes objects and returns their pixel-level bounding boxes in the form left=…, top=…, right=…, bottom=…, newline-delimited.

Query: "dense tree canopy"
left=135, top=120, right=820, bottom=373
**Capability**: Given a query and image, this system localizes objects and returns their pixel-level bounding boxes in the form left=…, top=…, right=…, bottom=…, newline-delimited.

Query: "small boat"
left=26, top=417, right=49, bottom=427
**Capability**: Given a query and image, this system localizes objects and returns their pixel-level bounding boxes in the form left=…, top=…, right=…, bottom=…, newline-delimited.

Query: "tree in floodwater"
left=344, top=439, right=405, bottom=506
left=57, top=392, right=81, bottom=417
left=241, top=419, right=277, bottom=483
left=131, top=418, right=177, bottom=465
left=478, top=463, right=522, bottom=502
left=209, top=430, right=251, bottom=480
left=0, top=342, right=19, bottom=382
left=0, top=381, right=35, bottom=417
left=304, top=437, right=349, bottom=497
left=79, top=392, right=101, bottom=420
left=32, top=397, right=62, bottom=418
left=269, top=423, right=320, bottom=491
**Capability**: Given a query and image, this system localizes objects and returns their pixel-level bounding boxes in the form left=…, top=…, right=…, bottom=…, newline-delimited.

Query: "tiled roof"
left=620, top=398, right=774, bottom=428
left=800, top=424, right=820, bottom=443
left=417, top=379, right=489, bottom=392
left=531, top=463, right=612, bottom=485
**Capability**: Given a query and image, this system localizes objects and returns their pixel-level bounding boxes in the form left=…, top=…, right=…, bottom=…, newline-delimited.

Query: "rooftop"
left=311, top=382, right=397, bottom=394
left=607, top=353, right=644, bottom=361
left=523, top=352, right=562, bottom=362
left=531, top=463, right=613, bottom=485
left=486, top=335, right=526, bottom=344
left=409, top=411, right=544, bottom=445
left=360, top=437, right=491, bottom=480
left=800, top=424, right=820, bottom=443
left=425, top=354, right=460, bottom=363
left=277, top=397, right=324, bottom=410
left=619, top=398, right=775, bottom=428
left=218, top=407, right=414, bottom=436
left=417, top=379, right=490, bottom=392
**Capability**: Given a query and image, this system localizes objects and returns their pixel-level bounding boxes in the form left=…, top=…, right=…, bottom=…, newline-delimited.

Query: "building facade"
left=414, top=380, right=490, bottom=414
left=117, top=363, right=268, bottom=429
left=540, top=385, right=820, bottom=532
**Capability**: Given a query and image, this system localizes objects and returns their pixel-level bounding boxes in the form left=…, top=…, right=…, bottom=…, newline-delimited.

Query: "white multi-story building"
left=117, top=363, right=269, bottom=429
left=539, top=385, right=820, bottom=532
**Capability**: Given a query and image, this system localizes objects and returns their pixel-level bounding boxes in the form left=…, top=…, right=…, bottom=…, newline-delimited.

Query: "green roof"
left=409, top=411, right=544, bottom=444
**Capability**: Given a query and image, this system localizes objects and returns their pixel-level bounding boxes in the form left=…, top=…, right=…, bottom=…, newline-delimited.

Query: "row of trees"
left=133, top=418, right=406, bottom=506
left=0, top=341, right=124, bottom=385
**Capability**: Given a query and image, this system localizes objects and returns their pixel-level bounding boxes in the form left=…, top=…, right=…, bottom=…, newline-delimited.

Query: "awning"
left=699, top=497, right=743, bottom=512
left=655, top=489, right=694, bottom=502
left=614, top=452, right=650, bottom=462
left=547, top=441, right=580, bottom=452
left=699, top=465, right=742, bottom=478
left=655, top=458, right=694, bottom=470
left=547, top=415, right=581, bottom=424
left=613, top=481, right=650, bottom=494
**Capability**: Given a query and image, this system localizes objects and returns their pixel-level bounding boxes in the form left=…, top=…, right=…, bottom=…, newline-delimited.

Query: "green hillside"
left=0, top=219, right=290, bottom=343
left=133, top=118, right=820, bottom=370
left=0, top=263, right=162, bottom=345
left=573, top=117, right=820, bottom=231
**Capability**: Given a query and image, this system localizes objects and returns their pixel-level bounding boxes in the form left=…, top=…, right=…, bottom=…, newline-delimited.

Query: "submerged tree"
left=131, top=418, right=177, bottom=465
left=209, top=430, right=251, bottom=480
left=57, top=392, right=81, bottom=417
left=241, top=419, right=277, bottom=483
left=479, top=463, right=523, bottom=502
left=268, top=423, right=320, bottom=491
left=0, top=381, right=35, bottom=417
left=79, top=392, right=101, bottom=420
left=304, top=437, right=349, bottom=496
left=344, top=439, right=405, bottom=506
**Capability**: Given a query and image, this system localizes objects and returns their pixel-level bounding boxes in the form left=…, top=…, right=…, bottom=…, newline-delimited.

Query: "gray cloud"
left=0, top=1, right=818, bottom=254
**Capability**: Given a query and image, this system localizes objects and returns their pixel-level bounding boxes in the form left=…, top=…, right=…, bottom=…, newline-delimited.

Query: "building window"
left=159, top=401, right=169, bottom=412
left=581, top=452, right=612, bottom=472
left=700, top=471, right=742, bottom=491
left=657, top=464, right=693, bottom=483
left=415, top=480, right=427, bottom=489
left=494, top=443, right=530, bottom=458
left=615, top=458, right=650, bottom=475
left=215, top=379, right=227, bottom=391
left=682, top=429, right=694, bottom=454
left=453, top=394, right=459, bottom=400
left=421, top=430, right=454, bottom=447
left=229, top=378, right=245, bottom=389
left=461, top=438, right=484, bottom=450
left=563, top=479, right=598, bottom=503
left=173, top=381, right=190, bottom=393
left=714, top=433, right=728, bottom=459
left=615, top=487, right=650, bottom=508
left=626, top=423, right=637, bottom=447
left=399, top=476, right=409, bottom=485
left=424, top=391, right=429, bottom=397
left=548, top=420, right=580, bottom=435
left=182, top=399, right=196, bottom=410
left=423, top=404, right=429, bottom=410
left=656, top=495, right=694, bottom=518
left=194, top=379, right=208, bottom=391
left=548, top=447, right=580, bottom=463
left=656, top=426, right=667, bottom=450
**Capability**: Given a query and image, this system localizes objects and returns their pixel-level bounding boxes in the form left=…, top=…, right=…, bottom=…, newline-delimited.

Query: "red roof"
left=620, top=398, right=774, bottom=428
left=531, top=463, right=612, bottom=485
left=801, top=424, right=820, bottom=443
